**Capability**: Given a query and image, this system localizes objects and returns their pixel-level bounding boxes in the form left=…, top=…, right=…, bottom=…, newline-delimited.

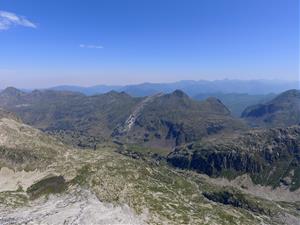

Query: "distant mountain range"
left=2, top=79, right=297, bottom=117
left=48, top=79, right=299, bottom=96
left=43, top=79, right=299, bottom=117
left=1, top=86, right=299, bottom=150
left=0, top=87, right=246, bottom=148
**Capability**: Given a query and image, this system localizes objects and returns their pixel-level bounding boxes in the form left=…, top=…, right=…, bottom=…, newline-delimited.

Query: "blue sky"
left=0, top=0, right=298, bottom=88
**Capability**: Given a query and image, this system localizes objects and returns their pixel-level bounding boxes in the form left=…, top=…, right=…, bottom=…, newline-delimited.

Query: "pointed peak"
left=104, top=90, right=131, bottom=98
left=170, top=89, right=189, bottom=98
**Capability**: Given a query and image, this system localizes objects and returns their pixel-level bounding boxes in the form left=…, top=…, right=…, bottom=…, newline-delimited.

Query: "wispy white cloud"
left=79, top=44, right=103, bottom=49
left=0, top=10, right=36, bottom=30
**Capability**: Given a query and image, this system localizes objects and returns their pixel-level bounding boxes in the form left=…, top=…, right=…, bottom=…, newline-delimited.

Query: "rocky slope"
left=0, top=108, right=21, bottom=122
left=167, top=125, right=300, bottom=191
left=242, top=89, right=300, bottom=127
left=0, top=111, right=299, bottom=224
left=0, top=116, right=69, bottom=170
left=113, top=90, right=246, bottom=148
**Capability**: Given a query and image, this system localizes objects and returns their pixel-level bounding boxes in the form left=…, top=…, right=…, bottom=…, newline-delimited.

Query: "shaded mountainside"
left=0, top=88, right=246, bottom=148
left=194, top=92, right=276, bottom=117
left=242, top=89, right=300, bottom=128
left=167, top=125, right=300, bottom=191
left=112, top=90, right=247, bottom=148
left=0, top=113, right=300, bottom=224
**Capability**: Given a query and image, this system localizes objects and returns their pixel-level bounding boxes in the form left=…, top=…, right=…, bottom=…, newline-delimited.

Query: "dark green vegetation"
left=203, top=189, right=269, bottom=215
left=194, top=92, right=276, bottom=117
left=27, top=175, right=67, bottom=199
left=167, top=126, right=300, bottom=190
left=242, top=89, right=300, bottom=127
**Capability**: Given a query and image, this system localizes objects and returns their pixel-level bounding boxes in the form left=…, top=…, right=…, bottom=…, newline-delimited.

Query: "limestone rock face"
left=167, top=126, right=300, bottom=190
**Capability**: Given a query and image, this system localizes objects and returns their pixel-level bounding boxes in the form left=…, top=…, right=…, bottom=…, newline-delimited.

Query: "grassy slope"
left=0, top=114, right=299, bottom=224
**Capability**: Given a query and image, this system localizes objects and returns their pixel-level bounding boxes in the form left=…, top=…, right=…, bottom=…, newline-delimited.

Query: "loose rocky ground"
left=0, top=117, right=299, bottom=224
left=0, top=189, right=146, bottom=225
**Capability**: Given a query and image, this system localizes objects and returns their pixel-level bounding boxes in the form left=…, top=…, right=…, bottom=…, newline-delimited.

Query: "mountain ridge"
left=0, top=88, right=246, bottom=148
left=112, top=89, right=246, bottom=148
left=242, top=89, right=300, bottom=127
left=10, top=79, right=297, bottom=96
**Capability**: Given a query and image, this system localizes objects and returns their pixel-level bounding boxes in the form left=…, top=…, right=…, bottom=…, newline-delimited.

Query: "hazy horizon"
left=0, top=78, right=299, bottom=91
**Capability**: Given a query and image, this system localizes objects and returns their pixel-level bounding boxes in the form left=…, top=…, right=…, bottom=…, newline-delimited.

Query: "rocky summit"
left=113, top=90, right=246, bottom=148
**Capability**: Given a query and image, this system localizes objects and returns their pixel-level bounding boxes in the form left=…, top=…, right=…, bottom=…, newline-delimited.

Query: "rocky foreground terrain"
left=167, top=126, right=300, bottom=191
left=0, top=110, right=299, bottom=224
left=0, top=88, right=300, bottom=224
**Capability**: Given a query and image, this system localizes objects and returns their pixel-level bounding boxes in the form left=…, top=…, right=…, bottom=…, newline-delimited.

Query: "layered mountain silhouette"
left=48, top=79, right=299, bottom=96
